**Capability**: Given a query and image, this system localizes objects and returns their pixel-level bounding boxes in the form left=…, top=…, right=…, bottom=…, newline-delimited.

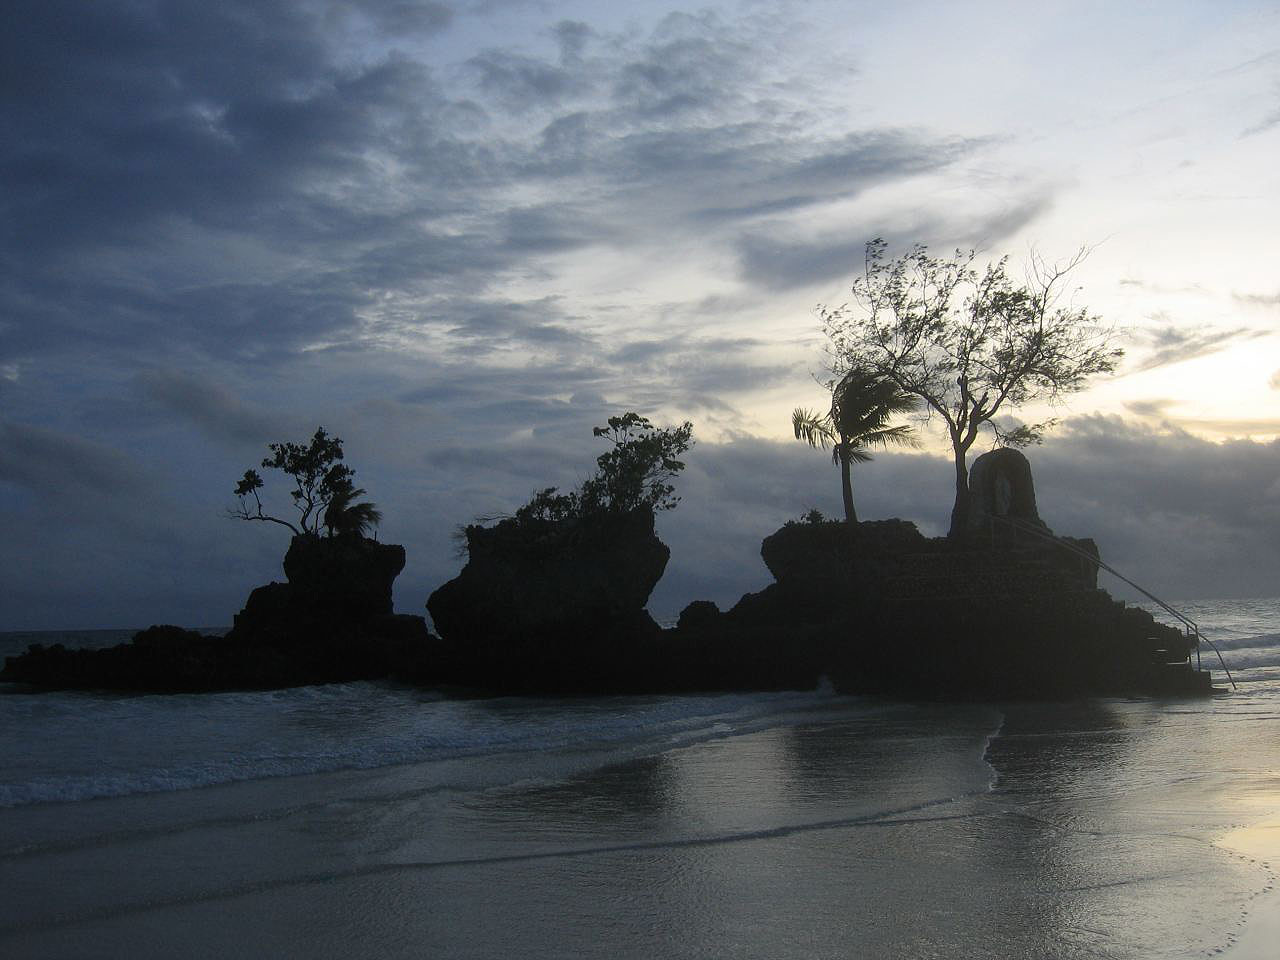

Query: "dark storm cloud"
left=1127, top=322, right=1271, bottom=373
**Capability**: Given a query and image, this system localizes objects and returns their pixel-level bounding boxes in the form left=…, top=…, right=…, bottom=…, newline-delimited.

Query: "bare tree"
left=821, top=239, right=1122, bottom=537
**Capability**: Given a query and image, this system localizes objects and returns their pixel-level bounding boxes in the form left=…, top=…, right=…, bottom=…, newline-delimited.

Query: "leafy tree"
left=820, top=239, right=1122, bottom=537
left=513, top=413, right=695, bottom=522
left=230, top=427, right=380, bottom=538
left=579, top=413, right=695, bottom=515
left=792, top=367, right=918, bottom=524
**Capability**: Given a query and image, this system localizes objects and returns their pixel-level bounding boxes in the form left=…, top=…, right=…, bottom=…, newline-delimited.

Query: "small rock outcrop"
left=426, top=508, right=669, bottom=692
left=226, top=535, right=405, bottom=646
left=1, top=536, right=434, bottom=692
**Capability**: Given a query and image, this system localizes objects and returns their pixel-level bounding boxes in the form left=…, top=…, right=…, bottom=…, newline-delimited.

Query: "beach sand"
left=1220, top=813, right=1280, bottom=958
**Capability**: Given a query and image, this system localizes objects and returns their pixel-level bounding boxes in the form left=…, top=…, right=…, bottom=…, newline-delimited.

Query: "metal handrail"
left=984, top=514, right=1236, bottom=690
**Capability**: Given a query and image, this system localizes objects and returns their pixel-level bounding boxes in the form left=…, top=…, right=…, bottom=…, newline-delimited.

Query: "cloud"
left=734, top=193, right=1053, bottom=291
left=1234, top=290, right=1280, bottom=308
left=2, top=405, right=1276, bottom=629
left=133, top=368, right=272, bottom=444
left=1125, top=397, right=1280, bottom=438
left=657, top=415, right=1280, bottom=615
left=1025, top=416, right=1280, bottom=600
left=0, top=419, right=150, bottom=499
left=1270, top=370, right=1280, bottom=391
left=1125, top=398, right=1174, bottom=419
left=0, top=0, right=1023, bottom=381
left=1241, top=105, right=1280, bottom=138
left=1126, top=322, right=1271, bottom=373
left=15, top=3, right=1272, bottom=629
left=467, top=48, right=588, bottom=112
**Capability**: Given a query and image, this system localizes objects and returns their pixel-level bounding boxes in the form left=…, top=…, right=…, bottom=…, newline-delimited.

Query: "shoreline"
left=1218, top=814, right=1280, bottom=957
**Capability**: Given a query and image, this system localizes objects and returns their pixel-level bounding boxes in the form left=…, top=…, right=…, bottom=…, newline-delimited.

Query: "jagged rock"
left=426, top=508, right=669, bottom=691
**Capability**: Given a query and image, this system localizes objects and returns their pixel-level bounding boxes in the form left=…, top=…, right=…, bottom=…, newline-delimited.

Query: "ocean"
left=1, top=598, right=1278, bottom=959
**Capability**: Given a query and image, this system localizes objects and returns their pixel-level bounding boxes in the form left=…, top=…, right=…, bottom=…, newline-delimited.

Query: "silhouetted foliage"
left=793, top=367, right=918, bottom=524
left=512, top=412, right=695, bottom=524
left=820, top=239, right=1122, bottom=536
left=323, top=484, right=383, bottom=538
left=513, top=486, right=582, bottom=524
left=580, top=412, right=695, bottom=514
left=230, top=427, right=380, bottom=538
left=784, top=508, right=827, bottom=527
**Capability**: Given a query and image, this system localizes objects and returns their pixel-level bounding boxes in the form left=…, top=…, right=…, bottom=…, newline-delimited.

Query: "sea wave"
left=0, top=684, right=854, bottom=808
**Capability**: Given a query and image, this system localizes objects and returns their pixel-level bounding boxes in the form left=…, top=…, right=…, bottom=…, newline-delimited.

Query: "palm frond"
left=860, top=423, right=920, bottom=449
left=324, top=485, right=382, bottom=537
left=792, top=408, right=837, bottom=449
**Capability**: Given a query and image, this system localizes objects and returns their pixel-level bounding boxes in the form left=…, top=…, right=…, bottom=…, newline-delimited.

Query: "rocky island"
left=1, top=431, right=1211, bottom=698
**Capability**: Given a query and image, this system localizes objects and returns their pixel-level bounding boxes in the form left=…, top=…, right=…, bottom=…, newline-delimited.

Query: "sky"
left=2, top=0, right=1279, bottom=631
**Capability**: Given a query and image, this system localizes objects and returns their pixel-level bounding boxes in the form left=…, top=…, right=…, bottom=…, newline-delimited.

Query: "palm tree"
left=792, top=368, right=919, bottom=524
left=323, top=485, right=383, bottom=538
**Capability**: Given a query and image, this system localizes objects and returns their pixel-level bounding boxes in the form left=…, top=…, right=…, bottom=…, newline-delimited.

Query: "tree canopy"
left=792, top=367, right=918, bottom=524
left=231, top=427, right=381, bottom=538
left=820, top=239, right=1122, bottom=536
left=514, top=413, right=694, bottom=523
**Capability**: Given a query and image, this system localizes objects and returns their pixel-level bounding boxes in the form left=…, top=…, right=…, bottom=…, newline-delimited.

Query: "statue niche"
left=966, top=448, right=1045, bottom=534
